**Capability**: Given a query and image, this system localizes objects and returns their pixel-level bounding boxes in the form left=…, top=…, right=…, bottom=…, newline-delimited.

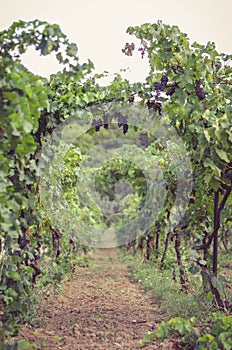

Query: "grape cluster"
left=128, top=94, right=135, bottom=104
left=154, top=75, right=169, bottom=91
left=91, top=113, right=129, bottom=135
left=146, top=100, right=162, bottom=116
left=195, top=79, right=206, bottom=101
left=123, top=124, right=128, bottom=134
left=115, top=112, right=129, bottom=134
left=166, top=82, right=179, bottom=96
left=91, top=114, right=109, bottom=131
left=91, top=118, right=103, bottom=131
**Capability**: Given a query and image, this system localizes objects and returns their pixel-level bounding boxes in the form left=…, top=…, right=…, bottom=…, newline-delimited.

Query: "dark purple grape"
left=160, top=76, right=168, bottom=90
left=123, top=124, right=129, bottom=134
left=146, top=100, right=162, bottom=115
left=154, top=76, right=168, bottom=92
left=154, top=82, right=161, bottom=90
left=147, top=101, right=153, bottom=110
left=195, top=80, right=206, bottom=101
left=166, top=82, right=179, bottom=96
left=167, top=86, right=176, bottom=96
left=94, top=118, right=103, bottom=131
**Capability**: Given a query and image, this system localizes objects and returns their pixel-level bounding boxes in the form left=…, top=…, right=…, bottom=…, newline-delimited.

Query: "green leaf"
left=25, top=85, right=33, bottom=98
left=203, top=158, right=221, bottom=179
left=198, top=333, right=215, bottom=342
left=199, top=259, right=207, bottom=265
left=66, top=43, right=78, bottom=57
left=6, top=271, right=21, bottom=281
left=204, top=129, right=211, bottom=142
left=17, top=339, right=38, bottom=349
left=138, top=331, right=156, bottom=345
left=23, top=120, right=33, bottom=133
left=189, top=250, right=200, bottom=262
left=215, top=148, right=230, bottom=163
left=56, top=52, right=63, bottom=63
left=156, top=322, right=170, bottom=341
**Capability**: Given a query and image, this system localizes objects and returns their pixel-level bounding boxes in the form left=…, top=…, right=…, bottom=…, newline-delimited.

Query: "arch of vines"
left=0, top=19, right=231, bottom=346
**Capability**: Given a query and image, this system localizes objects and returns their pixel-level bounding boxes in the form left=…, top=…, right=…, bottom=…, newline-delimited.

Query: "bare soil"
left=16, top=249, right=174, bottom=349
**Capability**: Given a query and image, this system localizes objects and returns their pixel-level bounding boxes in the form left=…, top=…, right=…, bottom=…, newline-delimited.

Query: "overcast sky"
left=1, top=0, right=232, bottom=82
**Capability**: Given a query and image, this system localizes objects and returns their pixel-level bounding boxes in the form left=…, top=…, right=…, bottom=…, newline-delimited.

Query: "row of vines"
left=0, top=19, right=232, bottom=349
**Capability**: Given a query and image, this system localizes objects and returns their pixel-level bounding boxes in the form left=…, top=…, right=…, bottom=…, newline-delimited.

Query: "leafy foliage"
left=123, top=20, right=232, bottom=302
left=140, top=313, right=232, bottom=350
left=0, top=20, right=95, bottom=344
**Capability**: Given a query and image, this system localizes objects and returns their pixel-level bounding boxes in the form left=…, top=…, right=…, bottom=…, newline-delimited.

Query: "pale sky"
left=1, top=0, right=232, bottom=82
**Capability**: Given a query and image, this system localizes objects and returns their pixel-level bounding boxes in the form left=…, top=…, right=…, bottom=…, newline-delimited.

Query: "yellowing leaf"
left=204, top=129, right=211, bottom=142
left=215, top=148, right=230, bottom=162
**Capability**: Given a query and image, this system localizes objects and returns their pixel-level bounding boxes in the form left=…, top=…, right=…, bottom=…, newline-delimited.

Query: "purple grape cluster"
left=91, top=118, right=102, bottom=131
left=91, top=114, right=109, bottom=131
left=115, top=112, right=129, bottom=134
left=154, top=75, right=169, bottom=92
left=91, top=113, right=129, bottom=134
left=166, top=82, right=179, bottom=96
left=146, top=100, right=162, bottom=116
left=195, top=79, right=206, bottom=101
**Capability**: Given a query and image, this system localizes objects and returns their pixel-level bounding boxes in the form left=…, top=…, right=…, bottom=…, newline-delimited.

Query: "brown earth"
left=15, top=249, right=174, bottom=349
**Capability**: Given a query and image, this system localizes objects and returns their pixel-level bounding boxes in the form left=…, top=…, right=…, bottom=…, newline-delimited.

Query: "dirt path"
left=17, top=249, right=172, bottom=349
